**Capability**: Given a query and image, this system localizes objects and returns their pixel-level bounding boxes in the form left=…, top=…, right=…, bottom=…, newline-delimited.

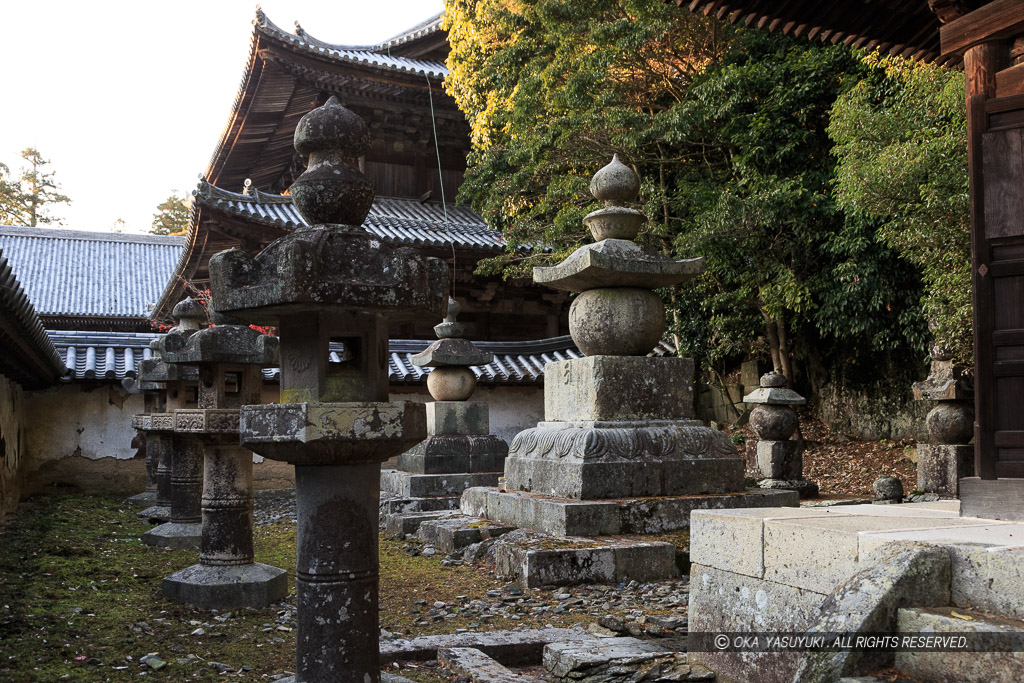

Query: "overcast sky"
left=0, top=1, right=445, bottom=233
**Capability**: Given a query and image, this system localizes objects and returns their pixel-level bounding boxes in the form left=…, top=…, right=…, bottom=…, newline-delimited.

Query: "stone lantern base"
left=163, top=563, right=288, bottom=610
left=917, top=444, right=973, bottom=498
left=142, top=522, right=202, bottom=549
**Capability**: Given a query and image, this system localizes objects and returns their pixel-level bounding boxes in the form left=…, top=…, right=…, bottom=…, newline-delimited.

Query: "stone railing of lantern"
left=140, top=298, right=206, bottom=549
left=743, top=372, right=818, bottom=499
left=160, top=320, right=288, bottom=609
left=208, top=96, right=447, bottom=683
left=123, top=372, right=162, bottom=508
left=912, top=353, right=975, bottom=497
left=504, top=155, right=742, bottom=500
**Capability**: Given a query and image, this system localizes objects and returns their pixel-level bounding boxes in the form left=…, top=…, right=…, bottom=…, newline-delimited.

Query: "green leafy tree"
left=829, top=55, right=970, bottom=363
left=150, top=192, right=191, bottom=235
left=0, top=148, right=70, bottom=226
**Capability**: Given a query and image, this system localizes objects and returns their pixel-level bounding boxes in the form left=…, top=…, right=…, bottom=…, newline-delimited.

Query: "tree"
left=0, top=148, right=70, bottom=226
left=150, top=192, right=191, bottom=235
left=829, top=55, right=970, bottom=364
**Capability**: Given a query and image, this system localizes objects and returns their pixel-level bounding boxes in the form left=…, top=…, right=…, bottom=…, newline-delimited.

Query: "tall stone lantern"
left=140, top=299, right=205, bottom=546
left=208, top=96, right=447, bottom=683
left=160, top=321, right=288, bottom=609
left=124, top=372, right=163, bottom=510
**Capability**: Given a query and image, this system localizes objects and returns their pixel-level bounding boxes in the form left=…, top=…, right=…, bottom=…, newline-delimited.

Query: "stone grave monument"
left=456, top=156, right=797, bottom=586
left=912, top=351, right=974, bottom=497
left=380, top=298, right=508, bottom=524
left=744, top=372, right=818, bottom=498
left=160, top=321, right=288, bottom=609
left=141, top=299, right=206, bottom=549
left=208, top=96, right=447, bottom=682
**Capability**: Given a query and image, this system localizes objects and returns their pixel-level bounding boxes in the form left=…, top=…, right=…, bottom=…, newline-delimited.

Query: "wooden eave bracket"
left=939, top=0, right=1024, bottom=56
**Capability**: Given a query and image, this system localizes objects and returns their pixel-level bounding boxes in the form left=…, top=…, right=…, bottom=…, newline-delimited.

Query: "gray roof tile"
left=0, top=227, right=183, bottom=320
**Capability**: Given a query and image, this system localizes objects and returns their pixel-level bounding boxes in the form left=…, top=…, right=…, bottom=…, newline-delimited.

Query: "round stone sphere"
left=569, top=288, right=664, bottom=356
left=926, top=402, right=974, bottom=444
left=873, top=475, right=904, bottom=502
left=749, top=404, right=798, bottom=441
left=427, top=367, right=476, bottom=401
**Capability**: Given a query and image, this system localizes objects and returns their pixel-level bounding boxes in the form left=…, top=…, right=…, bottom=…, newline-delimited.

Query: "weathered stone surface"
left=504, top=420, right=743, bottom=499
left=916, top=444, right=973, bottom=497
left=241, top=401, right=427, bottom=465
left=495, top=534, right=678, bottom=588
left=872, top=475, right=904, bottom=502
left=380, top=470, right=502, bottom=498
left=749, top=404, right=799, bottom=441
left=793, top=544, right=951, bottom=682
left=544, top=357, right=695, bottom=422
left=759, top=478, right=819, bottom=499
left=536, top=239, right=704, bottom=292
left=141, top=521, right=202, bottom=549
left=383, top=510, right=454, bottom=538
left=912, top=359, right=973, bottom=402
left=895, top=607, right=1024, bottom=683
left=463, top=486, right=797, bottom=537
left=162, top=562, right=287, bottom=609
left=162, top=324, right=278, bottom=367
left=427, top=401, right=490, bottom=436
left=544, top=638, right=711, bottom=682
left=412, top=337, right=492, bottom=368
left=379, top=627, right=596, bottom=665
left=925, top=401, right=974, bottom=444
left=755, top=440, right=803, bottom=480
left=743, top=387, right=806, bottom=405
left=379, top=496, right=461, bottom=515
left=568, top=288, right=665, bottom=356
left=396, top=434, right=507, bottom=475
left=426, top=366, right=476, bottom=401
left=417, top=516, right=515, bottom=553
left=173, top=409, right=239, bottom=437
left=689, top=507, right=825, bottom=578
left=438, top=647, right=522, bottom=683
left=948, top=545, right=1024, bottom=621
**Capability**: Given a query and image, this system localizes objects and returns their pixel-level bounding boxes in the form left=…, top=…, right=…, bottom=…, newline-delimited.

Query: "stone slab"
left=427, top=401, right=490, bottom=435
left=688, top=563, right=823, bottom=683
left=917, top=444, right=973, bottom=497
left=543, top=356, right=694, bottom=422
left=381, top=470, right=501, bottom=498
left=141, top=521, right=202, bottom=549
left=162, top=562, right=288, bottom=609
left=949, top=545, right=1024, bottom=621
left=396, top=434, right=507, bottom=475
left=895, top=607, right=1024, bottom=683
left=495, top=536, right=678, bottom=588
left=756, top=440, right=803, bottom=480
left=543, top=637, right=710, bottom=682
left=417, top=517, right=516, bottom=554
left=534, top=238, right=704, bottom=291
left=462, top=486, right=798, bottom=537
left=382, top=511, right=454, bottom=538
left=138, top=504, right=171, bottom=523
left=438, top=647, right=521, bottom=682
left=379, top=496, right=461, bottom=515
left=379, top=627, right=596, bottom=665
left=960, top=477, right=1024, bottom=522
left=859, top=521, right=1019, bottom=558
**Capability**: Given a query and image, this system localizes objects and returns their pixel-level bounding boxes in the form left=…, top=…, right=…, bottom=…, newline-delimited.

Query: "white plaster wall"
left=0, top=375, right=24, bottom=525
left=22, top=383, right=143, bottom=464
left=390, top=384, right=544, bottom=444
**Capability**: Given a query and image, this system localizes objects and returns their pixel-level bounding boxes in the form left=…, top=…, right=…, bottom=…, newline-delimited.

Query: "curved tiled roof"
left=0, top=249, right=65, bottom=388
left=0, top=227, right=183, bottom=323
left=46, top=331, right=595, bottom=385
left=194, top=182, right=503, bottom=252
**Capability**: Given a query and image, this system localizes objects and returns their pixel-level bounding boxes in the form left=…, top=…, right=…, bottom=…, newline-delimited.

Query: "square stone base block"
left=381, top=469, right=502, bottom=498
left=138, top=505, right=170, bottom=523
left=396, top=434, right=508, bottom=475
left=142, top=521, right=202, bottom=549
left=461, top=487, right=797, bottom=537
left=380, top=495, right=462, bottom=515
left=163, top=562, right=288, bottom=609
left=916, top=444, right=973, bottom=497
left=124, top=490, right=158, bottom=507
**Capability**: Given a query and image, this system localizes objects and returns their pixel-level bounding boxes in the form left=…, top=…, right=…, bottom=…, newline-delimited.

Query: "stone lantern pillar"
left=744, top=373, right=818, bottom=498
left=124, top=373, right=162, bottom=509
left=912, top=354, right=974, bottom=497
left=135, top=340, right=181, bottom=523
left=160, top=322, right=288, bottom=609
left=141, top=299, right=206, bottom=549
left=208, top=96, right=447, bottom=683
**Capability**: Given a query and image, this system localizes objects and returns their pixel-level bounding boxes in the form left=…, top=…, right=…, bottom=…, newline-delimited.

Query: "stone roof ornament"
left=743, top=372, right=807, bottom=406
left=412, top=296, right=493, bottom=401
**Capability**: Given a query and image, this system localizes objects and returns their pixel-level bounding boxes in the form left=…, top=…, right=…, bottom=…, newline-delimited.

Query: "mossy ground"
left=0, top=493, right=628, bottom=681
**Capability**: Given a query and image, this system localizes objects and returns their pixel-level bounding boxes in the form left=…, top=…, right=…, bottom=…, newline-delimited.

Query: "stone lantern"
left=124, top=372, right=162, bottom=510
left=207, top=96, right=447, bottom=683
left=912, top=352, right=974, bottom=497
left=744, top=372, right=817, bottom=498
left=141, top=299, right=205, bottom=549
left=160, top=321, right=288, bottom=609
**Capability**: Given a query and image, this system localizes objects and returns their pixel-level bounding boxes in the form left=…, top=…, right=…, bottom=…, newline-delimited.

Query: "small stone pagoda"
left=160, top=321, right=288, bottom=609
left=912, top=350, right=975, bottom=497
left=140, top=299, right=205, bottom=547
left=381, top=298, right=508, bottom=517
left=208, top=96, right=447, bottom=683
left=744, top=372, right=818, bottom=498
left=460, top=157, right=796, bottom=586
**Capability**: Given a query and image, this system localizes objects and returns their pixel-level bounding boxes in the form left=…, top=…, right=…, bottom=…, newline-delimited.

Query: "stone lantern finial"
left=434, top=297, right=464, bottom=339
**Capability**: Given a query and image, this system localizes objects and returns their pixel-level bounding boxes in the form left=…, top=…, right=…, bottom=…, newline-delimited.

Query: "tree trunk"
left=777, top=313, right=793, bottom=384
left=764, top=317, right=782, bottom=374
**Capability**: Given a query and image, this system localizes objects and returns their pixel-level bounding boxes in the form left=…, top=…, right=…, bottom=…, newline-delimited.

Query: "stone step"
left=382, top=511, right=458, bottom=538
left=543, top=637, right=713, bottom=682
left=461, top=486, right=798, bottom=537
left=417, top=516, right=516, bottom=554
left=895, top=606, right=1024, bottom=683
left=494, top=531, right=681, bottom=588
left=381, top=469, right=502, bottom=498
left=438, top=647, right=522, bottom=682
left=379, top=627, right=596, bottom=666
left=380, top=495, right=461, bottom=515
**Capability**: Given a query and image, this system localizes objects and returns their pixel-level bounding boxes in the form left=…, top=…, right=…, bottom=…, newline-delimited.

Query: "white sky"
left=0, top=1, right=445, bottom=233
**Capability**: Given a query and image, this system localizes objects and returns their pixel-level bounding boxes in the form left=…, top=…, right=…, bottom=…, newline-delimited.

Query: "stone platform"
left=688, top=500, right=1024, bottom=682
